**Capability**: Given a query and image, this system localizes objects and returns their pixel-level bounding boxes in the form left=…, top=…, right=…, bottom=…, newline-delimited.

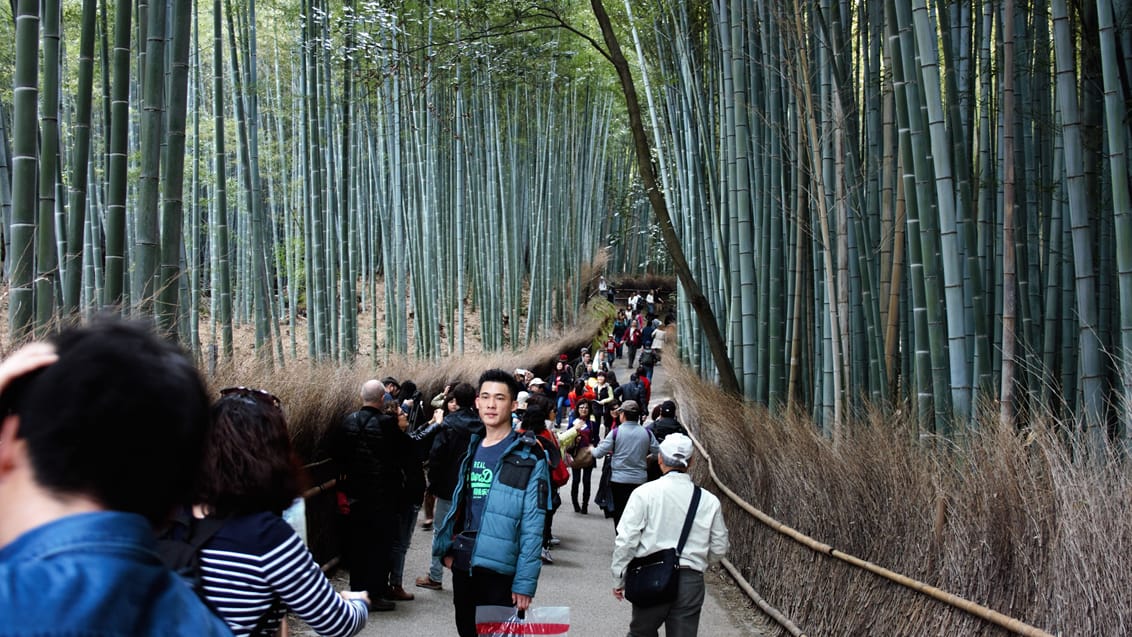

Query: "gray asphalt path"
left=297, top=354, right=761, bottom=636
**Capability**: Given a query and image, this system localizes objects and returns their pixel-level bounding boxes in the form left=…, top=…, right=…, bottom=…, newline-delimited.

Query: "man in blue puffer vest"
left=433, top=368, right=549, bottom=637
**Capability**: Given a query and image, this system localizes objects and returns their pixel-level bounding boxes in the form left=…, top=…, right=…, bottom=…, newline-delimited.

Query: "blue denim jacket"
left=0, top=511, right=233, bottom=636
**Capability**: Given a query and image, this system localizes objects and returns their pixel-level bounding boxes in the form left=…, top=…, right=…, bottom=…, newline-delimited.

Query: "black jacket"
left=427, top=408, right=484, bottom=500
left=330, top=406, right=425, bottom=509
left=649, top=416, right=687, bottom=442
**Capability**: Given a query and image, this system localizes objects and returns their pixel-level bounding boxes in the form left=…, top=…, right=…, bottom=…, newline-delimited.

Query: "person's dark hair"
left=448, top=382, right=476, bottom=409
left=574, top=379, right=588, bottom=395
left=17, top=319, right=211, bottom=524
left=521, top=404, right=549, bottom=434
left=526, top=392, right=552, bottom=415
left=399, top=380, right=419, bottom=400
left=636, top=366, right=648, bottom=377
left=478, top=368, right=521, bottom=401
left=195, top=392, right=304, bottom=517
left=650, top=404, right=663, bottom=422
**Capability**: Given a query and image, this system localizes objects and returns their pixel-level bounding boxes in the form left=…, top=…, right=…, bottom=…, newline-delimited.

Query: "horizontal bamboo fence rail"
left=686, top=433, right=1056, bottom=637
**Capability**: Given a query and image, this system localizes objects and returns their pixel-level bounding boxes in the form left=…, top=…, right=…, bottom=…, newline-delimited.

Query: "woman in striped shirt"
left=192, top=387, right=370, bottom=637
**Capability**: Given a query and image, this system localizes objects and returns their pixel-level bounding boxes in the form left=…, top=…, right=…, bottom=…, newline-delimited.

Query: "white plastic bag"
left=475, top=605, right=570, bottom=636
left=281, top=497, right=307, bottom=545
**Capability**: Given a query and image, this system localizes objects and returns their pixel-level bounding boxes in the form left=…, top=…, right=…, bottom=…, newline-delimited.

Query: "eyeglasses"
left=219, top=386, right=282, bottom=409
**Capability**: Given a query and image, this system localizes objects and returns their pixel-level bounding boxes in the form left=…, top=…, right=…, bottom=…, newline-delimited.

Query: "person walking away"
left=433, top=370, right=549, bottom=637
left=640, top=321, right=656, bottom=350
left=645, top=400, right=689, bottom=481
left=330, top=379, right=421, bottom=610
left=613, top=311, right=629, bottom=360
left=615, top=374, right=646, bottom=421
left=651, top=325, right=667, bottom=358
left=650, top=400, right=687, bottom=442
left=591, top=401, right=659, bottom=527
left=645, top=289, right=657, bottom=316
left=196, top=388, right=370, bottom=636
left=611, top=434, right=729, bottom=637
left=0, top=320, right=233, bottom=636
left=635, top=367, right=653, bottom=408
left=639, top=346, right=660, bottom=382
left=416, top=383, right=480, bottom=591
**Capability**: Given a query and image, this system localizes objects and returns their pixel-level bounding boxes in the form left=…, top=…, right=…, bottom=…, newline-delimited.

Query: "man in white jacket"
left=610, top=434, right=729, bottom=637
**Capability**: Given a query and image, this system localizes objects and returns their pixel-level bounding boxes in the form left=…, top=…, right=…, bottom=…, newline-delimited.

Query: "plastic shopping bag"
left=281, top=497, right=307, bottom=544
left=475, top=605, right=570, bottom=636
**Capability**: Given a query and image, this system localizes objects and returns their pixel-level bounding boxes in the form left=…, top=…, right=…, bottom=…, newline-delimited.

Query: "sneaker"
left=383, top=586, right=415, bottom=601
left=415, top=576, right=443, bottom=591
left=540, top=548, right=554, bottom=564
left=548, top=536, right=561, bottom=546
left=420, top=519, right=433, bottom=531
left=369, top=598, right=396, bottom=612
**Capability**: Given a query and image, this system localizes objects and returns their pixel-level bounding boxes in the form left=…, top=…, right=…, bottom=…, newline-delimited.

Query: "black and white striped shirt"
left=200, top=511, right=366, bottom=637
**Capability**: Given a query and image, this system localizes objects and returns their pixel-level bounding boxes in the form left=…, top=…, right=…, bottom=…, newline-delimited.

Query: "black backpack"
left=640, top=349, right=657, bottom=366
left=156, top=507, right=226, bottom=613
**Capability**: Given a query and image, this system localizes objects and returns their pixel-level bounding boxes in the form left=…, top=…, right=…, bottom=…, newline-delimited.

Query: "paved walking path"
left=297, top=353, right=762, bottom=635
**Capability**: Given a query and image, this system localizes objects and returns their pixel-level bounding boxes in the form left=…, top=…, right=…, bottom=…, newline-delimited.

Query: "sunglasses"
left=219, top=386, right=282, bottom=409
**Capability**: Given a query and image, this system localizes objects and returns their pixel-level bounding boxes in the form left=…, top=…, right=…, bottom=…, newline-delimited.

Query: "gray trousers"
left=627, top=569, right=706, bottom=637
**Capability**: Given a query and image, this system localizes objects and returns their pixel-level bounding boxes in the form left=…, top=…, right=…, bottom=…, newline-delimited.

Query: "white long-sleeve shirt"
left=611, top=471, right=729, bottom=586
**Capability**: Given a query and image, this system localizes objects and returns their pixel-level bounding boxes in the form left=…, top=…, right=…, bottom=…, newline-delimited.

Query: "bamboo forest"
left=3, top=0, right=1132, bottom=451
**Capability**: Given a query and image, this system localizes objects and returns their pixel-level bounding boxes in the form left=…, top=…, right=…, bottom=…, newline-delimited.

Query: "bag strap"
left=675, top=486, right=702, bottom=557
left=172, top=506, right=225, bottom=552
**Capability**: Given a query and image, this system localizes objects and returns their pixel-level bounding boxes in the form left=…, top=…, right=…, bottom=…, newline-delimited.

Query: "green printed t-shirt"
left=464, top=435, right=511, bottom=533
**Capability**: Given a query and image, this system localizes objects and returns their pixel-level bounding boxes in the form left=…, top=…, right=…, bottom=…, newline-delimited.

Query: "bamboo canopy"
left=2, top=0, right=1132, bottom=448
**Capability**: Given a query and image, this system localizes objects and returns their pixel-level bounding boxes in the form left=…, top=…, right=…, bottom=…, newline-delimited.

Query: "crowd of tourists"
left=0, top=291, right=727, bottom=637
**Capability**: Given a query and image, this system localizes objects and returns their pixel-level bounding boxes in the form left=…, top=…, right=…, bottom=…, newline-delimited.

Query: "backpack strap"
left=674, top=486, right=702, bottom=557
left=171, top=506, right=226, bottom=553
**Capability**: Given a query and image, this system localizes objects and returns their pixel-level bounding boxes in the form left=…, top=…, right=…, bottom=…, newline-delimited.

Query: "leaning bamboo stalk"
left=719, top=558, right=806, bottom=637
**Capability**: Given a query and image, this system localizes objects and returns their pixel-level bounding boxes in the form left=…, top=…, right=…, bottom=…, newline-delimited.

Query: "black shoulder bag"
left=623, top=485, right=702, bottom=607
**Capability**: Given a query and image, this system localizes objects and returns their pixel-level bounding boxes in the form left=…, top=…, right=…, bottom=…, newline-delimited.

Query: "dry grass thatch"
left=668, top=362, right=1130, bottom=636
left=206, top=313, right=605, bottom=464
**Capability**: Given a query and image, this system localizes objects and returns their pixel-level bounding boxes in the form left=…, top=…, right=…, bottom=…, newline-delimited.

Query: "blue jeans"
left=428, top=497, right=453, bottom=583
left=389, top=503, right=421, bottom=588
left=555, top=396, right=570, bottom=424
